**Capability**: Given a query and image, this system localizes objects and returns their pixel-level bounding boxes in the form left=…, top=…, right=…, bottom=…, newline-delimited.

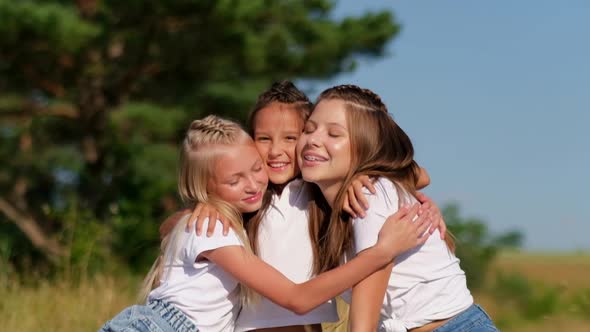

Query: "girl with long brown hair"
left=99, top=115, right=433, bottom=332
left=298, top=85, right=498, bottom=332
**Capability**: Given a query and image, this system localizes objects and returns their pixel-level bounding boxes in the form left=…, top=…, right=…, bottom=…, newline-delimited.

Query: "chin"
left=241, top=204, right=262, bottom=214
left=301, top=170, right=320, bottom=183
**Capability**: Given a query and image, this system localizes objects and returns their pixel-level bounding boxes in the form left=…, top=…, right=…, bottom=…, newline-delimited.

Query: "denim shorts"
left=433, top=304, right=499, bottom=332
left=99, top=299, right=198, bottom=332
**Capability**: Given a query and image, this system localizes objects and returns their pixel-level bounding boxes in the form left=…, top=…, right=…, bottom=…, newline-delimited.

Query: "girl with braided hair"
left=99, top=115, right=435, bottom=332
left=165, top=81, right=444, bottom=332
left=298, top=85, right=499, bottom=332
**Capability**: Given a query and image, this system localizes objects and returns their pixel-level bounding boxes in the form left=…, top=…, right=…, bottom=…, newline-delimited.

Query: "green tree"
left=0, top=0, right=400, bottom=273
left=444, top=203, right=523, bottom=289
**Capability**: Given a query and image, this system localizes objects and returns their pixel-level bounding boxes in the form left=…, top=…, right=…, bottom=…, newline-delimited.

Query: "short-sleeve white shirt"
left=342, top=178, right=473, bottom=331
left=235, top=179, right=338, bottom=331
left=148, top=217, right=244, bottom=332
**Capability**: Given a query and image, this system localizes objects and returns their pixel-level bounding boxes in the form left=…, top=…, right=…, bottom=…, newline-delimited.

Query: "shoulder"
left=365, top=177, right=401, bottom=213
left=181, top=218, right=244, bottom=261
left=280, top=178, right=311, bottom=210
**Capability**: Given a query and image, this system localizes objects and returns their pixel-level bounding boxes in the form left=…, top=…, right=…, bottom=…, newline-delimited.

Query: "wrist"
left=371, top=242, right=394, bottom=266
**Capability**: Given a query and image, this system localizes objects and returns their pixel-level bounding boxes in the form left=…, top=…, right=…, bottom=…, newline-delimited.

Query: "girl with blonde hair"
left=99, top=115, right=434, bottom=332
left=298, top=85, right=499, bottom=332
left=171, top=81, right=445, bottom=332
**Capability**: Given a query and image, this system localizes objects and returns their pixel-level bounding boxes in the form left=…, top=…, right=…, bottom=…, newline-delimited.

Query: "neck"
left=317, top=180, right=344, bottom=208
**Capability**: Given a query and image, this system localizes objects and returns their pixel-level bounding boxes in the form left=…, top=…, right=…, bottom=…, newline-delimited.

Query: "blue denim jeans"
left=99, top=299, right=198, bottom=332
left=433, top=304, right=499, bottom=332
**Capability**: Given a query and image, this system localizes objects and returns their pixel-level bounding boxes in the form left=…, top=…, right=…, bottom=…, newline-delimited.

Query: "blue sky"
left=306, top=0, right=590, bottom=251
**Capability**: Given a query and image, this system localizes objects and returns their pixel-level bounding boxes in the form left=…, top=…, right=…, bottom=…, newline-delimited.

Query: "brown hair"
left=245, top=80, right=313, bottom=255
left=308, top=85, right=455, bottom=275
left=247, top=80, right=312, bottom=136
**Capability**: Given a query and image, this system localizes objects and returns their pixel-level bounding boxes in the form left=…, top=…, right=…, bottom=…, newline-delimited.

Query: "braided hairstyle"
left=248, top=80, right=313, bottom=135
left=308, top=85, right=455, bottom=275
left=140, top=115, right=259, bottom=305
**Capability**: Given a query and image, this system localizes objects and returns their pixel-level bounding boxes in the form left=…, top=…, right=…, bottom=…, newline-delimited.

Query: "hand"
left=415, top=192, right=446, bottom=240
left=375, top=204, right=432, bottom=260
left=342, top=175, right=376, bottom=218
left=188, top=203, right=231, bottom=236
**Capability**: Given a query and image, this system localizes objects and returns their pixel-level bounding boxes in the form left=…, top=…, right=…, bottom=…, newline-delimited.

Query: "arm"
left=205, top=243, right=389, bottom=315
left=347, top=179, right=421, bottom=330
left=187, top=203, right=231, bottom=236
left=349, top=262, right=394, bottom=332
left=204, top=205, right=430, bottom=315
left=343, top=167, right=429, bottom=218
left=416, top=166, right=430, bottom=190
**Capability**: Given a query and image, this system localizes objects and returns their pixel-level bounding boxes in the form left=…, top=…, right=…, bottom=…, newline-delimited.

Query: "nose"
left=244, top=174, right=259, bottom=193
left=269, top=142, right=283, bottom=158
left=305, top=131, right=321, bottom=147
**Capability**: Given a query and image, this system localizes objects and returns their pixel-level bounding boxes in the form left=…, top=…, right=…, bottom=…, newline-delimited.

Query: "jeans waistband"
left=148, top=299, right=198, bottom=332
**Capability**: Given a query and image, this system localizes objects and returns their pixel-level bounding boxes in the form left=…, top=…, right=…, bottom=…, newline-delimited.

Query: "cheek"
left=257, top=171, right=269, bottom=185
left=217, top=185, right=242, bottom=203
left=255, top=142, right=269, bottom=159
left=295, top=138, right=305, bottom=156
left=333, top=141, right=351, bottom=164
left=286, top=142, right=298, bottom=160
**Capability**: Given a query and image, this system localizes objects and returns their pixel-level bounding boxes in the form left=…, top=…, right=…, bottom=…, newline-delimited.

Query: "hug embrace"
left=99, top=82, right=499, bottom=332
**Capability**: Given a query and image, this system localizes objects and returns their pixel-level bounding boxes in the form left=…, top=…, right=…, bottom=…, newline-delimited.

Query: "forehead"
left=254, top=103, right=304, bottom=131
left=310, top=99, right=348, bottom=125
left=213, top=143, right=261, bottom=177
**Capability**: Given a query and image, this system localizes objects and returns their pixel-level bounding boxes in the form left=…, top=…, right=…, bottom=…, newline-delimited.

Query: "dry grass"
left=1, top=251, right=588, bottom=331
left=492, top=251, right=590, bottom=290
left=0, top=275, right=138, bottom=332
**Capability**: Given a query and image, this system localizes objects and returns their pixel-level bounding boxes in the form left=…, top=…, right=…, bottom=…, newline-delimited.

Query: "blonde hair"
left=139, top=115, right=259, bottom=304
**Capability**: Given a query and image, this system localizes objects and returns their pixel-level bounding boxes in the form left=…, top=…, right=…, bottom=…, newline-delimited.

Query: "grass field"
left=1, top=251, right=588, bottom=331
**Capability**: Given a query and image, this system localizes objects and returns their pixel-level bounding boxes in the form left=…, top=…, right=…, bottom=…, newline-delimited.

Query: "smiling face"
left=297, top=99, right=352, bottom=195
left=207, top=143, right=269, bottom=213
left=252, top=102, right=305, bottom=186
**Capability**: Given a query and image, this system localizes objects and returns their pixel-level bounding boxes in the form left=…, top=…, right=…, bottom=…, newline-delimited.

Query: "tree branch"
left=0, top=101, right=79, bottom=121
left=0, top=198, right=66, bottom=264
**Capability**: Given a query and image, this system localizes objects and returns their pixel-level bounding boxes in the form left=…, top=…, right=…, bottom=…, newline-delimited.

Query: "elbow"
left=285, top=296, right=313, bottom=316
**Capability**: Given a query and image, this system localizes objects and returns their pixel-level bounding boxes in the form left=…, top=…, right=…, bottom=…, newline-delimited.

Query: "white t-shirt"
left=235, top=179, right=338, bottom=331
left=342, top=178, right=473, bottom=332
left=148, top=217, right=244, bottom=332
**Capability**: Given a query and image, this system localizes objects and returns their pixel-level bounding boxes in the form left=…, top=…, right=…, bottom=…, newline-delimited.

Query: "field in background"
left=1, top=251, right=588, bottom=332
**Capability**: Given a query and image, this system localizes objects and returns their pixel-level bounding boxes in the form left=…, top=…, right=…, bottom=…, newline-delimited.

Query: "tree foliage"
left=444, top=203, right=523, bottom=289
left=0, top=0, right=400, bottom=273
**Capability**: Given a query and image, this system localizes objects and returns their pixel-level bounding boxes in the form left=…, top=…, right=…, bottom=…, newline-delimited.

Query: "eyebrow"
left=307, top=119, right=346, bottom=130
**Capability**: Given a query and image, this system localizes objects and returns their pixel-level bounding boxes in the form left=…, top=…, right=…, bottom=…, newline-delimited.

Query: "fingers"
left=417, top=228, right=432, bottom=245
left=221, top=213, right=230, bottom=236
left=415, top=191, right=431, bottom=204
left=359, top=175, right=376, bottom=194
left=342, top=197, right=356, bottom=218
left=366, top=176, right=378, bottom=191
left=405, top=203, right=420, bottom=221
left=190, top=204, right=204, bottom=235
left=206, top=211, right=218, bottom=236
left=439, top=216, right=447, bottom=240
left=414, top=211, right=432, bottom=237
left=352, top=181, right=369, bottom=211
left=348, top=185, right=366, bottom=218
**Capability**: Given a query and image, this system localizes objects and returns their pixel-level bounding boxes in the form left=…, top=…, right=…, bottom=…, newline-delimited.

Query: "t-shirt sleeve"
left=182, top=218, right=243, bottom=263
left=352, top=181, right=400, bottom=254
